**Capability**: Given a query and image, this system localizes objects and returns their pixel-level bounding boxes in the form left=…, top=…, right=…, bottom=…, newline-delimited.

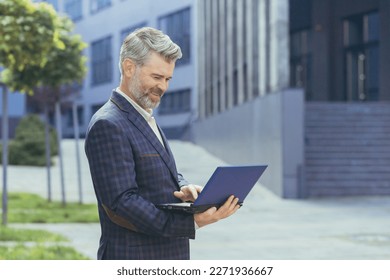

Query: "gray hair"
left=119, top=27, right=182, bottom=76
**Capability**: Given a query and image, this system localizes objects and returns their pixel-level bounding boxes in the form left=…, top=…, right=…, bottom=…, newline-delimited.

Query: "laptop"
left=157, top=165, right=267, bottom=214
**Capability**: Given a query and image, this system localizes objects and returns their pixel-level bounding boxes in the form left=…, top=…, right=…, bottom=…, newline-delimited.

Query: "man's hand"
left=194, top=195, right=240, bottom=228
left=174, top=184, right=203, bottom=202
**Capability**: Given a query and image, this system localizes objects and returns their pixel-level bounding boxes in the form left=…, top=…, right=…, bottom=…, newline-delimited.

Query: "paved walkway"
left=3, top=140, right=390, bottom=259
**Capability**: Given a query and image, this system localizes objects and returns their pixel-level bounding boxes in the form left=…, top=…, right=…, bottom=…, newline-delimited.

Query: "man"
left=85, top=27, right=240, bottom=260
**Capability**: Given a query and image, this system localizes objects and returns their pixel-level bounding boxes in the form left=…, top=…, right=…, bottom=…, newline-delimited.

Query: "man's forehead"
left=142, top=52, right=175, bottom=76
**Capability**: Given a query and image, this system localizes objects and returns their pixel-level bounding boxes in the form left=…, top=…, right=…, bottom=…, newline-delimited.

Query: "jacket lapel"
left=110, top=91, right=178, bottom=180
left=159, top=124, right=177, bottom=172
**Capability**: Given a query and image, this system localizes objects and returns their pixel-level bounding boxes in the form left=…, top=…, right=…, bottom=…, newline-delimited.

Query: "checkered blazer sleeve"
left=85, top=118, right=195, bottom=238
left=177, top=173, right=189, bottom=187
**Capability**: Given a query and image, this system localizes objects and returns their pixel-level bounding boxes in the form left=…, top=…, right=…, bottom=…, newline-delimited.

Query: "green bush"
left=0, top=115, right=58, bottom=166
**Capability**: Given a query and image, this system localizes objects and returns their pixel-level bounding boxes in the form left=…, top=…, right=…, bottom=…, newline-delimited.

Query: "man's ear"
left=122, top=58, right=136, bottom=78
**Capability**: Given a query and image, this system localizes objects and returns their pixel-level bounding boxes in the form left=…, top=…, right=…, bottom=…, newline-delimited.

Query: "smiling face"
left=120, top=51, right=175, bottom=111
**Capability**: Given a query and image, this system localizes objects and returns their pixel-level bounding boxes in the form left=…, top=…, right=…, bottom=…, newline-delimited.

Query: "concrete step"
left=306, top=133, right=388, bottom=140
left=305, top=158, right=390, bottom=166
left=306, top=102, right=390, bottom=114
left=309, top=186, right=390, bottom=196
left=306, top=138, right=390, bottom=146
left=305, top=165, right=390, bottom=173
left=306, top=126, right=390, bottom=134
left=304, top=102, right=390, bottom=197
left=305, top=171, right=390, bottom=181
left=307, top=112, right=390, bottom=118
left=306, top=179, right=390, bottom=189
left=306, top=117, right=390, bottom=124
left=306, top=151, right=390, bottom=159
left=305, top=145, right=390, bottom=153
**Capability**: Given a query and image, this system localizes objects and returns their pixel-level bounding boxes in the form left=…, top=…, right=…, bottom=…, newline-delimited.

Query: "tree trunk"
left=72, top=103, right=83, bottom=204
left=55, top=101, right=66, bottom=206
left=1, top=83, right=8, bottom=226
left=44, top=101, right=52, bottom=202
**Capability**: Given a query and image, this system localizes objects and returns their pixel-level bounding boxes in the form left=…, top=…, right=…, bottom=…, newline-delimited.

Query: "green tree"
left=0, top=0, right=63, bottom=87
left=0, top=0, right=87, bottom=222
left=4, top=14, right=87, bottom=206
left=3, top=15, right=87, bottom=93
left=0, top=0, right=63, bottom=226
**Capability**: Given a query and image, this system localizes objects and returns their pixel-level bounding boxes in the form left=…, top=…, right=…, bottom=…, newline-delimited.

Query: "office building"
left=193, top=0, right=390, bottom=197
left=24, top=0, right=390, bottom=198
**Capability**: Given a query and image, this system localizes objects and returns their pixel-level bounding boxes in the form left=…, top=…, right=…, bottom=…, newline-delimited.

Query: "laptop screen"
left=193, top=165, right=267, bottom=206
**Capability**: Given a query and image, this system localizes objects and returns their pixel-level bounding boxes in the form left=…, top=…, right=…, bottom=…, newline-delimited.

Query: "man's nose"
left=157, top=80, right=168, bottom=92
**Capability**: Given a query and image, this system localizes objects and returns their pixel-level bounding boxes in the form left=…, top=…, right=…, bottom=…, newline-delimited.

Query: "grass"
left=0, top=226, right=89, bottom=260
left=0, top=244, right=89, bottom=260
left=0, top=226, right=67, bottom=242
left=1, top=192, right=99, bottom=223
left=0, top=192, right=97, bottom=259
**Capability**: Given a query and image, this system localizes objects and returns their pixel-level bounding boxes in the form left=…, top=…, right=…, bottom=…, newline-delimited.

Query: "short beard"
left=129, top=69, right=161, bottom=110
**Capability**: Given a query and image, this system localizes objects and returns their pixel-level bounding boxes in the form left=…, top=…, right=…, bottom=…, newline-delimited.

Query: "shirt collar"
left=116, top=87, right=154, bottom=122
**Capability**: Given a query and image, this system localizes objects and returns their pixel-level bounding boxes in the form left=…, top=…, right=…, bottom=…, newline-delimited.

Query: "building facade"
left=198, top=0, right=289, bottom=118
left=289, top=0, right=390, bottom=197
left=290, top=0, right=390, bottom=102
left=193, top=0, right=390, bottom=198
left=29, top=0, right=389, bottom=198
left=193, top=0, right=305, bottom=198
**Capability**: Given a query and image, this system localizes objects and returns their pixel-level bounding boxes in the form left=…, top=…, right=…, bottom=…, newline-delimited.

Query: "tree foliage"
left=0, top=0, right=63, bottom=85
left=4, top=16, right=87, bottom=96
left=0, top=0, right=87, bottom=94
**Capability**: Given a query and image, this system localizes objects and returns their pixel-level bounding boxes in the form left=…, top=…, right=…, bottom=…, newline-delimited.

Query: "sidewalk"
left=4, top=139, right=390, bottom=259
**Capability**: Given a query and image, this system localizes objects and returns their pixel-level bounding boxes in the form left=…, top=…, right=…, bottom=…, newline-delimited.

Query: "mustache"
left=150, top=87, right=164, bottom=97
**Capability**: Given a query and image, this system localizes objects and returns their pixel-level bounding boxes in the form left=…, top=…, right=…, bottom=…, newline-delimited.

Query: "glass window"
left=343, top=16, right=363, bottom=46
left=158, top=7, right=191, bottom=65
left=364, top=12, right=379, bottom=42
left=344, top=11, right=380, bottom=101
left=158, top=89, right=191, bottom=115
left=344, top=11, right=379, bottom=47
left=290, top=29, right=312, bottom=100
left=90, top=0, right=111, bottom=14
left=65, top=0, right=83, bottom=21
left=366, top=46, right=379, bottom=100
left=120, top=22, right=148, bottom=45
left=91, top=36, right=112, bottom=86
left=67, top=105, right=84, bottom=127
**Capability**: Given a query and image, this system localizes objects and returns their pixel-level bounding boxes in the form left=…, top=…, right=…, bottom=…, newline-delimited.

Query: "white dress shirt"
left=116, top=88, right=165, bottom=147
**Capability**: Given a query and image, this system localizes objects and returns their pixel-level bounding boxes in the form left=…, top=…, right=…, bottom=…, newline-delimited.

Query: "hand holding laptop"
left=174, top=184, right=239, bottom=228
left=157, top=165, right=267, bottom=214
left=193, top=195, right=240, bottom=228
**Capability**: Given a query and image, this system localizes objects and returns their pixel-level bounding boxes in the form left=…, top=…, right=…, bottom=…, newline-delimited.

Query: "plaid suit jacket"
left=85, top=91, right=195, bottom=260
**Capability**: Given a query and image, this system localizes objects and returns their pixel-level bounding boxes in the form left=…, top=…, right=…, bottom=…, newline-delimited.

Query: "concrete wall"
left=192, top=88, right=304, bottom=198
